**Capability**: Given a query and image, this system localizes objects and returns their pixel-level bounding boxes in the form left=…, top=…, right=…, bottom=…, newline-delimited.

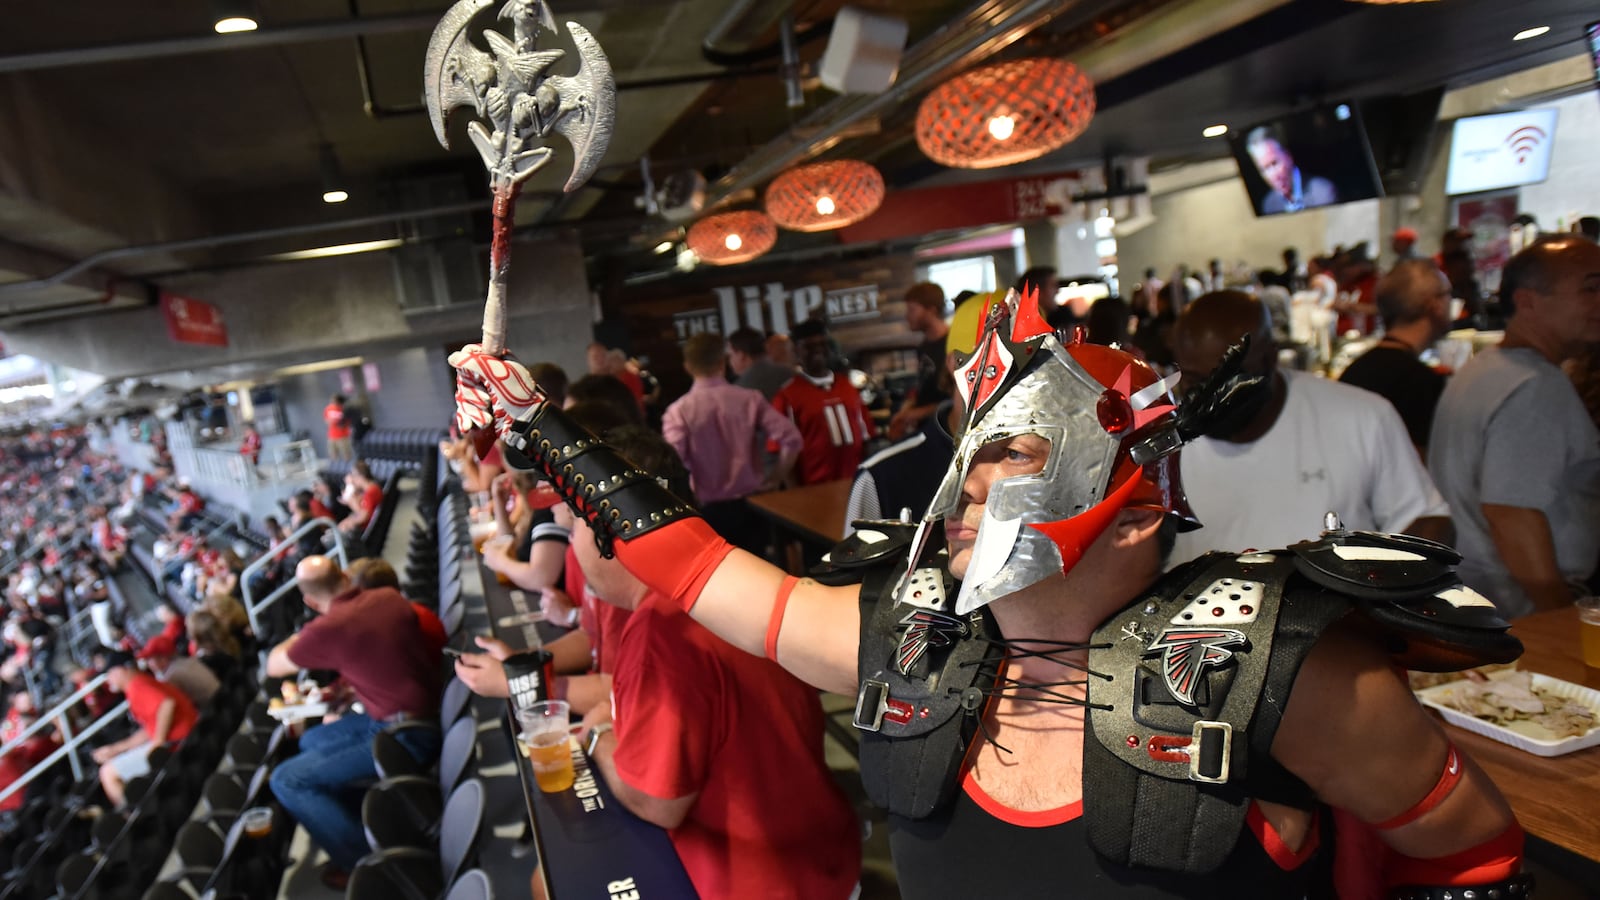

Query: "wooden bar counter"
left=1437, top=606, right=1600, bottom=863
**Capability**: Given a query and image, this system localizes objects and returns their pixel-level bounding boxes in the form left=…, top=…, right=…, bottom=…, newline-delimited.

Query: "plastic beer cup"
left=517, top=700, right=575, bottom=793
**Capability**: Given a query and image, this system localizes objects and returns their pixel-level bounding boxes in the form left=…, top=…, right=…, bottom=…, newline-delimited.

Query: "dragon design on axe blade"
left=424, top=0, right=616, bottom=356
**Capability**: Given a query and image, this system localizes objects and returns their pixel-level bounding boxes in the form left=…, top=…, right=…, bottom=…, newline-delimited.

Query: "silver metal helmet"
left=898, top=288, right=1195, bottom=615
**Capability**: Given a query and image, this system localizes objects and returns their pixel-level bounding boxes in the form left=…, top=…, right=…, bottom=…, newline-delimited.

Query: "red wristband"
left=765, top=576, right=801, bottom=662
left=1376, top=744, right=1463, bottom=831
left=612, top=517, right=735, bottom=613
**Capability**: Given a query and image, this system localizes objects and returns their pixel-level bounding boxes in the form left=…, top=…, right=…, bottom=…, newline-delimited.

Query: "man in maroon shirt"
left=266, top=555, right=442, bottom=886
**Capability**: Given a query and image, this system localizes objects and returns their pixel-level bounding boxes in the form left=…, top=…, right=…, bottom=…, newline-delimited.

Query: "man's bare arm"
left=1272, top=623, right=1516, bottom=861
left=696, top=551, right=861, bottom=695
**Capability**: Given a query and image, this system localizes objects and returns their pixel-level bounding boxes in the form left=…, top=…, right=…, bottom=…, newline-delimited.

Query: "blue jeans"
left=270, top=712, right=440, bottom=871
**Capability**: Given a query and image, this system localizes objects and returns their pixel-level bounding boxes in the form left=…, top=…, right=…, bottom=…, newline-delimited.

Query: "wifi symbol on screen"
left=1505, top=125, right=1547, bottom=163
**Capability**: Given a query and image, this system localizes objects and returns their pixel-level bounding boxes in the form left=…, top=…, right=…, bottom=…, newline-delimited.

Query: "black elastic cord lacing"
left=954, top=638, right=1114, bottom=755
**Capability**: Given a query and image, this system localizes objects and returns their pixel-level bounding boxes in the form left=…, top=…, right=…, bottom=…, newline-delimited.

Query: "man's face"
left=727, top=349, right=752, bottom=375
left=1249, top=138, right=1295, bottom=197
left=905, top=303, right=929, bottom=333
left=585, top=345, right=608, bottom=374
left=569, top=518, right=644, bottom=607
left=796, top=334, right=832, bottom=376
left=944, top=433, right=1051, bottom=580
left=1530, top=242, right=1600, bottom=348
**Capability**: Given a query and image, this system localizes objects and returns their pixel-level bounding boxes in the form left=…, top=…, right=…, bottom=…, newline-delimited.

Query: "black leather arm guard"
left=496, top=404, right=698, bottom=558
left=1390, top=872, right=1534, bottom=899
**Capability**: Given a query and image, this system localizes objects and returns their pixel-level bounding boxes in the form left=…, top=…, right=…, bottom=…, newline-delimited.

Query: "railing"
left=0, top=701, right=129, bottom=805
left=63, top=604, right=101, bottom=668
left=268, top=439, right=319, bottom=481
left=0, top=671, right=121, bottom=799
left=184, top=437, right=319, bottom=490
left=241, top=517, right=348, bottom=640
left=190, top=446, right=255, bottom=486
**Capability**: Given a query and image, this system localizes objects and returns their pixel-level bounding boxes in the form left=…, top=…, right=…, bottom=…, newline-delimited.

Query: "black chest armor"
left=837, top=526, right=1521, bottom=875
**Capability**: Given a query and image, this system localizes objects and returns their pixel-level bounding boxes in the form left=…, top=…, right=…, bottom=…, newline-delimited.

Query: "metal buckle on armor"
left=853, top=679, right=914, bottom=732
left=1189, top=720, right=1232, bottom=784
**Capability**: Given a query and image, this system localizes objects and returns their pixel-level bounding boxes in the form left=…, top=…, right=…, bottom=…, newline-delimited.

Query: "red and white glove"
left=448, top=343, right=547, bottom=447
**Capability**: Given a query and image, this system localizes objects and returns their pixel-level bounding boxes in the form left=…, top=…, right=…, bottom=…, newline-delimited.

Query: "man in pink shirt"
left=662, top=333, right=801, bottom=554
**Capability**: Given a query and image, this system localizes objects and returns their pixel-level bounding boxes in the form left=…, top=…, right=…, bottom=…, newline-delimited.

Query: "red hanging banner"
left=837, top=170, right=1082, bottom=244
left=159, top=293, right=229, bottom=347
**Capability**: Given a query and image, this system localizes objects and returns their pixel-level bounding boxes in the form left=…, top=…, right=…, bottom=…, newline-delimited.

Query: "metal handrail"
left=0, top=700, right=129, bottom=805
left=63, top=604, right=100, bottom=667
left=0, top=671, right=110, bottom=760
left=241, top=517, right=347, bottom=637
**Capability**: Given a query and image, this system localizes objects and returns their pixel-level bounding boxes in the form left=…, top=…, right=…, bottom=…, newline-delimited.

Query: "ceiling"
left=0, top=0, right=1594, bottom=329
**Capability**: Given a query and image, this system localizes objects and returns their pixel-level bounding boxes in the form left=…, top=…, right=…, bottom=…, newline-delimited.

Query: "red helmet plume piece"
left=1010, top=284, right=1052, bottom=343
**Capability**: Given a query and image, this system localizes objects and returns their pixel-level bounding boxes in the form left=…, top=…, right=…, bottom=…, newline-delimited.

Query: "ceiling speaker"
left=819, top=7, right=908, bottom=95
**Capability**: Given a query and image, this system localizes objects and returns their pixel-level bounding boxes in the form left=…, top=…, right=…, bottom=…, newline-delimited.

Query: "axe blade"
left=424, top=0, right=497, bottom=150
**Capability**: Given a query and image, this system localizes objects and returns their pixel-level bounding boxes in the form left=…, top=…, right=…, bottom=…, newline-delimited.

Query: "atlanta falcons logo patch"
left=894, top=609, right=968, bottom=676
left=1144, top=627, right=1248, bottom=707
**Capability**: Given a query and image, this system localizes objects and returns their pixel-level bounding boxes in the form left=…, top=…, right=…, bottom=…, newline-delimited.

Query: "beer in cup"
left=517, top=700, right=575, bottom=793
left=1578, top=596, right=1600, bottom=672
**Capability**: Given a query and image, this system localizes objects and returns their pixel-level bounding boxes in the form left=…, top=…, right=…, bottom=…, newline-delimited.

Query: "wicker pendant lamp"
left=686, top=210, right=778, bottom=265
left=764, top=160, right=886, bottom=232
left=916, top=58, right=1096, bottom=169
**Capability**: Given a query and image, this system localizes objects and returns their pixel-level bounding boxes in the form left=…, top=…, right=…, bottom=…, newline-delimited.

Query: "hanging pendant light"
left=686, top=210, right=778, bottom=265
left=915, top=58, right=1095, bottom=169
left=764, top=160, right=886, bottom=232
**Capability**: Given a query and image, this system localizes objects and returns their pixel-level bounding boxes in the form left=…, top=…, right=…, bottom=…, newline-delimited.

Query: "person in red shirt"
left=337, top=461, right=385, bottom=535
left=169, top=482, right=204, bottom=531
left=324, top=394, right=353, bottom=462
left=93, top=654, right=197, bottom=808
left=572, top=428, right=860, bottom=899
left=772, top=318, right=877, bottom=485
left=239, top=422, right=262, bottom=467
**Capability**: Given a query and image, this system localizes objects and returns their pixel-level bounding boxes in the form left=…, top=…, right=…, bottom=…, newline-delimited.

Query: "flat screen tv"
left=1588, top=21, right=1600, bottom=89
left=1230, top=103, right=1384, bottom=217
left=1443, top=108, right=1559, bottom=196
left=1361, top=88, right=1444, bottom=196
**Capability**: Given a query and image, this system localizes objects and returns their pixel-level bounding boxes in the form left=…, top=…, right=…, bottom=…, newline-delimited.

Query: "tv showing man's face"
left=1249, top=137, right=1295, bottom=198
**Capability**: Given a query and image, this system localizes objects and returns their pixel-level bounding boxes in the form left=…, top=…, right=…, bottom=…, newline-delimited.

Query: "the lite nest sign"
left=672, top=280, right=882, bottom=341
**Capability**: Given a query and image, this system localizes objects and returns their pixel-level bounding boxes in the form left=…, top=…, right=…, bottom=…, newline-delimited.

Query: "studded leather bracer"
left=1390, top=873, right=1535, bottom=900
left=497, top=404, right=697, bottom=557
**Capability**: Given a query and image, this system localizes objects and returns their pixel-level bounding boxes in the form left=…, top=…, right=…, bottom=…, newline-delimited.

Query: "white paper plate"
left=1415, top=672, right=1600, bottom=758
left=267, top=701, right=329, bottom=722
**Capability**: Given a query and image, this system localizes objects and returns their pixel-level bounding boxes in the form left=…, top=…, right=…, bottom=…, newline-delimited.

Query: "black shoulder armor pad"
left=853, top=564, right=1002, bottom=820
left=809, top=521, right=919, bottom=587
left=1288, top=530, right=1522, bottom=671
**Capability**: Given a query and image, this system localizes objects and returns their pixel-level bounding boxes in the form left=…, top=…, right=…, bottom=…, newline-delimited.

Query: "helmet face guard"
left=901, top=288, right=1196, bottom=615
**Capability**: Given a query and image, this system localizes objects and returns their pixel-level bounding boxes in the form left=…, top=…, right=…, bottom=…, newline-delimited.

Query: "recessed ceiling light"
left=1202, top=124, right=1228, bottom=138
left=321, top=190, right=349, bottom=204
left=1513, top=25, right=1550, bottom=41
left=268, top=239, right=402, bottom=261
left=214, top=16, right=258, bottom=34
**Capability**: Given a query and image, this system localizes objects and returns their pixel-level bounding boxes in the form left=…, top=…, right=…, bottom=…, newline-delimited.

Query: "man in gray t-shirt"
left=1428, top=237, right=1600, bottom=617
